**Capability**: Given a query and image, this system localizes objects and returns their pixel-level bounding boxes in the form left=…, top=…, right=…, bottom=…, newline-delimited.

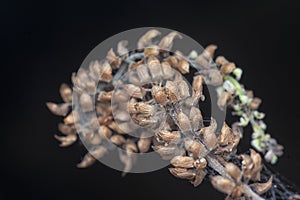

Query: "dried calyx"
left=47, top=29, right=290, bottom=200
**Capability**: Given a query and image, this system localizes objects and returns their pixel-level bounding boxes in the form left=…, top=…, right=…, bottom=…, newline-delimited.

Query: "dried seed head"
left=225, top=162, right=242, bottom=182
left=177, top=112, right=191, bottom=131
left=218, top=123, right=234, bottom=146
left=59, top=83, right=72, bottom=103
left=169, top=168, right=196, bottom=180
left=46, top=102, right=70, bottom=116
left=184, top=139, right=206, bottom=157
left=64, top=111, right=80, bottom=125
left=54, top=134, right=77, bottom=147
left=189, top=106, right=204, bottom=131
left=177, top=59, right=190, bottom=74
left=156, top=130, right=181, bottom=143
left=165, top=81, right=180, bottom=104
left=159, top=31, right=182, bottom=50
left=110, top=135, right=126, bottom=146
left=137, top=137, right=152, bottom=153
left=80, top=93, right=93, bottom=112
left=211, top=175, right=235, bottom=195
left=250, top=97, right=262, bottom=110
left=117, top=40, right=128, bottom=56
left=250, top=176, right=273, bottom=195
left=97, top=91, right=113, bottom=102
left=144, top=45, right=160, bottom=57
left=138, top=29, right=161, bottom=49
left=147, top=56, right=163, bottom=80
left=171, top=156, right=195, bottom=168
left=152, top=85, right=168, bottom=106
left=107, top=48, right=121, bottom=69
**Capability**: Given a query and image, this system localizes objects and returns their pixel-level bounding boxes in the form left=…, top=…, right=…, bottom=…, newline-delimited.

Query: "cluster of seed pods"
left=47, top=29, right=276, bottom=199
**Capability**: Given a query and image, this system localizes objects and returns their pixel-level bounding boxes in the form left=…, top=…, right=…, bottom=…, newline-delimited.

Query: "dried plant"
left=47, top=29, right=298, bottom=200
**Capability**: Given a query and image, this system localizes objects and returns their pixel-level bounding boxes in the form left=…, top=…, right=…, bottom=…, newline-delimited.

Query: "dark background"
left=1, top=0, right=299, bottom=199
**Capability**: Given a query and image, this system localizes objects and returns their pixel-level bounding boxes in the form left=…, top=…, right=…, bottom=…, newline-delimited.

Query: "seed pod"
left=77, top=146, right=107, bottom=168
left=161, top=61, right=175, bottom=79
left=196, top=45, right=217, bottom=68
left=87, top=131, right=102, bottom=145
left=225, top=163, right=242, bottom=182
left=192, top=75, right=204, bottom=102
left=169, top=168, right=196, bottom=180
left=152, top=144, right=178, bottom=159
left=152, top=85, right=168, bottom=106
left=114, top=111, right=131, bottom=122
left=110, top=135, right=126, bottom=146
left=220, top=62, right=236, bottom=74
left=177, top=59, right=190, bottom=74
left=97, top=91, right=113, bottom=102
left=129, top=60, right=144, bottom=71
left=199, top=118, right=217, bottom=136
left=191, top=168, right=207, bottom=187
left=159, top=31, right=182, bottom=50
left=137, top=137, right=152, bottom=153
left=125, top=140, right=138, bottom=153
left=193, top=158, right=207, bottom=169
left=250, top=149, right=262, bottom=181
left=165, top=81, right=180, bottom=104
left=124, top=84, right=146, bottom=99
left=208, top=69, right=223, bottom=86
left=184, top=139, right=206, bottom=157
left=211, top=175, right=235, bottom=195
left=156, top=130, right=181, bottom=143
left=202, top=127, right=217, bottom=151
left=59, top=83, right=72, bottom=103
left=144, top=45, right=160, bottom=57
left=241, top=154, right=255, bottom=180
left=136, top=64, right=151, bottom=83
left=98, top=125, right=112, bottom=138
left=80, top=93, right=93, bottom=112
left=108, top=121, right=126, bottom=134
left=72, top=68, right=88, bottom=89
left=164, top=56, right=178, bottom=69
left=46, top=102, right=70, bottom=116
left=54, top=134, right=77, bottom=147
left=130, top=102, right=156, bottom=115
left=218, top=123, right=234, bottom=146
left=215, top=56, right=228, bottom=65
left=217, top=91, right=231, bottom=110
left=99, top=61, right=112, bottom=82
left=177, top=80, right=190, bottom=99
left=171, top=156, right=195, bottom=168
left=106, top=48, right=121, bottom=69
left=64, top=111, right=80, bottom=125
left=117, top=40, right=128, bottom=56
left=189, top=106, right=203, bottom=131
left=58, top=123, right=76, bottom=135
left=147, top=56, right=163, bottom=80
left=250, top=176, right=273, bottom=195
left=203, top=44, right=218, bottom=59
left=137, top=29, right=161, bottom=49
left=177, top=112, right=191, bottom=131
left=250, top=97, right=262, bottom=110
left=131, top=114, right=156, bottom=127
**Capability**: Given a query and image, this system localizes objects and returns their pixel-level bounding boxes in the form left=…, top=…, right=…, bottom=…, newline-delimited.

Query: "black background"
left=1, top=0, right=299, bottom=200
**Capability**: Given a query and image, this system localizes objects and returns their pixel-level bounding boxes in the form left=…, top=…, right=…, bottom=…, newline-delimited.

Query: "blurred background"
left=1, top=0, right=298, bottom=199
